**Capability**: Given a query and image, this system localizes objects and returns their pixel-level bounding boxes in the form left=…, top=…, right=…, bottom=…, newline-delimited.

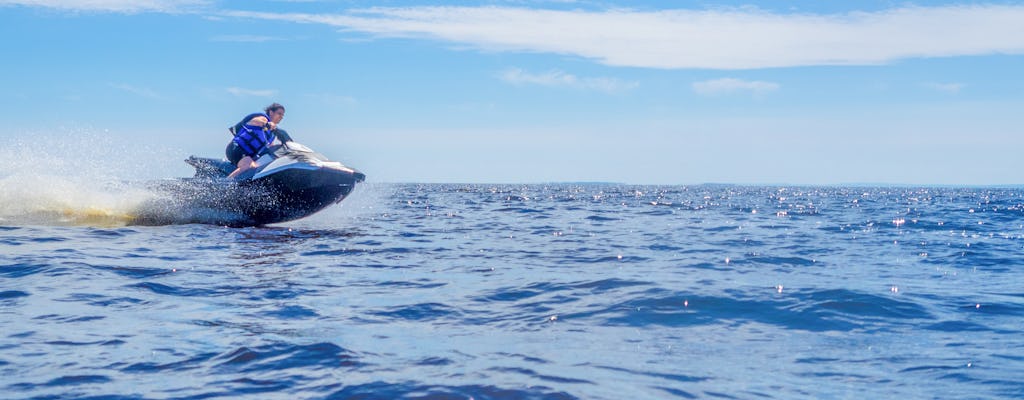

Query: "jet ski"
left=130, top=141, right=365, bottom=227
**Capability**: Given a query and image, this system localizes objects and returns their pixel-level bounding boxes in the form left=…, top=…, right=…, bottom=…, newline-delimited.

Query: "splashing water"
left=0, top=130, right=184, bottom=226
left=0, top=177, right=151, bottom=226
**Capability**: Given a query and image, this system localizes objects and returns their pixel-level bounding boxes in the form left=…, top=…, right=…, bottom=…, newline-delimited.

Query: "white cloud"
left=223, top=5, right=1024, bottom=70
left=923, top=82, right=966, bottom=93
left=210, top=35, right=285, bottom=43
left=109, top=83, right=162, bottom=99
left=226, top=87, right=277, bottom=97
left=0, top=0, right=207, bottom=13
left=692, top=78, right=779, bottom=96
left=499, top=68, right=637, bottom=92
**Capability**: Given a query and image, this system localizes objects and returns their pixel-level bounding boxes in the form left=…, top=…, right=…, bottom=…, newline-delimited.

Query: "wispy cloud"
left=109, top=83, right=162, bottom=99
left=223, top=5, right=1024, bottom=70
left=11, top=2, right=1023, bottom=70
left=210, top=35, right=285, bottom=43
left=0, top=0, right=207, bottom=13
left=692, top=78, right=780, bottom=96
left=499, top=68, right=637, bottom=93
left=923, top=82, right=966, bottom=94
left=226, top=87, right=277, bottom=97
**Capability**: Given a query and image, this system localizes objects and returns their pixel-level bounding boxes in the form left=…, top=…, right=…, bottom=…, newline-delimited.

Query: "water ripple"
left=324, top=382, right=578, bottom=400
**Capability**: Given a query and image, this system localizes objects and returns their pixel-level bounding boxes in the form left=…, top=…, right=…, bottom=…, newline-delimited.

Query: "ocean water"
left=2, top=183, right=1024, bottom=399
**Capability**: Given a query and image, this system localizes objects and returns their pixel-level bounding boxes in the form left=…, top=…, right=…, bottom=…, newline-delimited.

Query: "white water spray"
left=0, top=130, right=186, bottom=226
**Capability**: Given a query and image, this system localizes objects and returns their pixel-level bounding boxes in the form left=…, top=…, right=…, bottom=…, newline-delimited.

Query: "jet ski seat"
left=186, top=156, right=236, bottom=179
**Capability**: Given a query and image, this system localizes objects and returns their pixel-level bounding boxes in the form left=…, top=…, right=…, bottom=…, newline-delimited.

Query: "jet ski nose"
left=354, top=171, right=366, bottom=183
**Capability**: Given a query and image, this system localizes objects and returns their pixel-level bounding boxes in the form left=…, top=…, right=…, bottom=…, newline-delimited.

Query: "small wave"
left=214, top=342, right=363, bottom=373
left=0, top=263, right=51, bottom=278
left=122, top=352, right=219, bottom=374
left=65, top=262, right=173, bottom=279
left=367, top=302, right=463, bottom=322
left=487, top=366, right=594, bottom=385
left=10, top=375, right=113, bottom=390
left=324, top=382, right=578, bottom=400
left=262, top=305, right=320, bottom=319
left=128, top=282, right=234, bottom=298
left=0, top=290, right=30, bottom=300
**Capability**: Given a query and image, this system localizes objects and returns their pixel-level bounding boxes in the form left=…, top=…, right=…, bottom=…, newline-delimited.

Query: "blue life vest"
left=232, top=112, right=272, bottom=158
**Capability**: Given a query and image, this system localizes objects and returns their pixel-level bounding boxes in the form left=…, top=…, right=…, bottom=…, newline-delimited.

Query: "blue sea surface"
left=2, top=184, right=1024, bottom=399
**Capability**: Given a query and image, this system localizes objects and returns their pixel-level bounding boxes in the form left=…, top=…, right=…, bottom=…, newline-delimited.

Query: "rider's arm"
left=246, top=116, right=269, bottom=127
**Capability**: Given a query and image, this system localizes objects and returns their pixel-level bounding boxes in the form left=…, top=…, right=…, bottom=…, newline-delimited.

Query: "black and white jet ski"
left=130, top=141, right=365, bottom=227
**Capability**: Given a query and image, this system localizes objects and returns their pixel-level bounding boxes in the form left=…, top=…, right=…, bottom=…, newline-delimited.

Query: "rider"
left=226, top=103, right=293, bottom=179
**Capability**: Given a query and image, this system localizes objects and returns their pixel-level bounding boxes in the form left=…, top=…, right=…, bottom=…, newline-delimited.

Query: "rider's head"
left=265, top=103, right=286, bottom=123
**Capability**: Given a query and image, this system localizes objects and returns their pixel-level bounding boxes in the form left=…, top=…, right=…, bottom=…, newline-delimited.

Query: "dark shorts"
left=225, top=141, right=246, bottom=165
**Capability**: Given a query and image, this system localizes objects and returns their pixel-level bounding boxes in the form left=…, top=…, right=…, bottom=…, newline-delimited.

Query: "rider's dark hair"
left=265, top=103, right=285, bottom=114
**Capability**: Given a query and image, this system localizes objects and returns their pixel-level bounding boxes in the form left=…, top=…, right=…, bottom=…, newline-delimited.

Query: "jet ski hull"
left=130, top=142, right=363, bottom=227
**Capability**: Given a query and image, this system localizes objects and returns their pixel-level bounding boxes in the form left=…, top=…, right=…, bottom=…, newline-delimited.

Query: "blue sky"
left=2, top=0, right=1023, bottom=184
